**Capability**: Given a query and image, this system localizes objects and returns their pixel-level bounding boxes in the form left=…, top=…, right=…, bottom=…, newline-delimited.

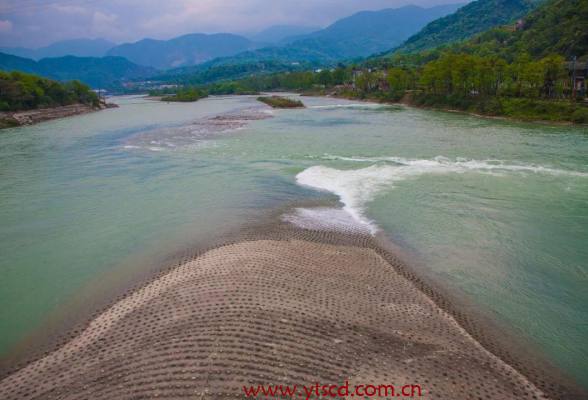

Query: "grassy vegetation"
left=257, top=96, right=305, bottom=108
left=206, top=82, right=259, bottom=95
left=160, top=88, right=208, bottom=102
left=0, top=70, right=99, bottom=111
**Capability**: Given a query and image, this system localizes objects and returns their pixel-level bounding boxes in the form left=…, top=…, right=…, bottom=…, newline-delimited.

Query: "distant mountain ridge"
left=392, top=0, right=539, bottom=54
left=285, top=3, right=464, bottom=59
left=106, top=33, right=262, bottom=69
left=0, top=52, right=155, bottom=88
left=249, top=25, right=321, bottom=44
left=0, top=39, right=116, bottom=60
left=0, top=3, right=463, bottom=76
left=0, top=1, right=552, bottom=90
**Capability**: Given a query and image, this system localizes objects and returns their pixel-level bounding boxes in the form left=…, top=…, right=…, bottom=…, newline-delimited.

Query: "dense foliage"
left=0, top=71, right=99, bottom=111
left=453, top=0, right=588, bottom=60
left=392, top=0, right=538, bottom=54
left=417, top=53, right=570, bottom=98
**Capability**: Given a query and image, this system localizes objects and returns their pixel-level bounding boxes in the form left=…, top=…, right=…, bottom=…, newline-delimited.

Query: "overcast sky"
left=0, top=0, right=466, bottom=48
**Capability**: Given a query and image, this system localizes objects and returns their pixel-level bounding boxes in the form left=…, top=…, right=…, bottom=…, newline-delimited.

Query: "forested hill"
left=392, top=0, right=539, bottom=54
left=0, top=71, right=98, bottom=112
left=0, top=53, right=156, bottom=89
left=454, top=0, right=588, bottom=60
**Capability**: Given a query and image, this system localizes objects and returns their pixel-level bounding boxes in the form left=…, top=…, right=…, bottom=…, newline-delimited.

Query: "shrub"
left=571, top=108, right=588, bottom=124
left=257, top=96, right=304, bottom=108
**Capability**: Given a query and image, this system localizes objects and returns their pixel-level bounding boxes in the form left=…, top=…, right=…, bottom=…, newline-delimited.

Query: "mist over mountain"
left=0, top=39, right=116, bottom=60
left=106, top=33, right=262, bottom=70
left=249, top=25, right=321, bottom=44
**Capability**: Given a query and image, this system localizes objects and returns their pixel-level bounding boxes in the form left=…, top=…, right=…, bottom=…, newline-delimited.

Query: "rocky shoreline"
left=0, top=102, right=118, bottom=129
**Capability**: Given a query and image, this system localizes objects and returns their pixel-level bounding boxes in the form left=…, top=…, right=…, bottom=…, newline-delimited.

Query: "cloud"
left=91, top=11, right=122, bottom=38
left=52, top=4, right=89, bottom=15
left=92, top=11, right=118, bottom=25
left=0, top=0, right=466, bottom=47
left=0, top=20, right=13, bottom=33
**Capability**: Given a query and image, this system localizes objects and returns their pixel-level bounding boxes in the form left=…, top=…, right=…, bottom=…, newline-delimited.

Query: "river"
left=0, top=94, right=586, bottom=388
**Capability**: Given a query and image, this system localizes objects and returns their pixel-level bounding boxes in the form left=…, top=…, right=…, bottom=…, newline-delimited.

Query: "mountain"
left=0, top=53, right=156, bottom=88
left=454, top=0, right=588, bottom=59
left=192, top=46, right=332, bottom=67
left=0, top=47, right=36, bottom=60
left=393, top=0, right=539, bottom=54
left=165, top=3, right=463, bottom=78
left=0, top=39, right=115, bottom=60
left=249, top=25, right=320, bottom=44
left=107, top=33, right=262, bottom=69
left=36, top=56, right=157, bottom=89
left=0, top=52, right=38, bottom=74
left=284, top=4, right=463, bottom=59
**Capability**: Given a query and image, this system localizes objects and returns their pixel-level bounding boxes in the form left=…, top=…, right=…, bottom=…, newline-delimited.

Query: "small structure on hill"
left=568, top=58, right=588, bottom=98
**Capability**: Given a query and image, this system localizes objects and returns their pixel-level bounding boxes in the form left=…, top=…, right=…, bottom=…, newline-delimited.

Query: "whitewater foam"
left=282, top=207, right=372, bottom=235
left=315, top=154, right=588, bottom=177
left=294, top=156, right=588, bottom=235
left=310, top=103, right=395, bottom=110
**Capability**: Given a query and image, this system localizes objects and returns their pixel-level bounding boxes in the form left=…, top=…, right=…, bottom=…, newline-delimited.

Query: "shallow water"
left=0, top=95, right=587, bottom=387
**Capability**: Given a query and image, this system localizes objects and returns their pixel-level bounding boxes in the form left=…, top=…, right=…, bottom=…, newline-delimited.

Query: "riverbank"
left=0, top=102, right=118, bottom=129
left=299, top=88, right=588, bottom=125
left=0, top=213, right=583, bottom=399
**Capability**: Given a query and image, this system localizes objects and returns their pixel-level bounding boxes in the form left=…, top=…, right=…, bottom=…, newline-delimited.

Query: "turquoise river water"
left=0, top=95, right=587, bottom=387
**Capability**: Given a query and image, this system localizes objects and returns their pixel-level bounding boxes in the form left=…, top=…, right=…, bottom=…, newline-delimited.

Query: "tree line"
left=214, top=52, right=577, bottom=101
